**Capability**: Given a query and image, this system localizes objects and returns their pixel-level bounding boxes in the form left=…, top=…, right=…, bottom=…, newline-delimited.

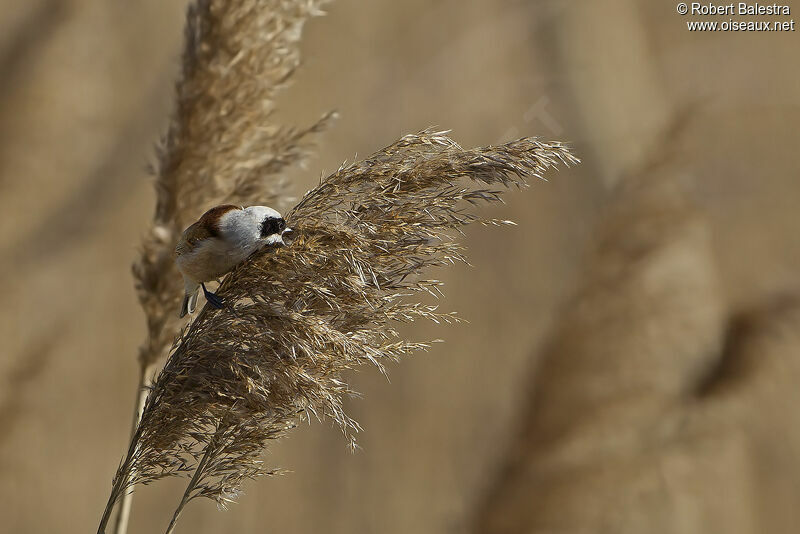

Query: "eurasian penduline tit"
left=175, top=204, right=291, bottom=317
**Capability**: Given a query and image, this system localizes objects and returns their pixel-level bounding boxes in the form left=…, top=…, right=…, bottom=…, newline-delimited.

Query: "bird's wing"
left=175, top=220, right=216, bottom=256
left=175, top=205, right=240, bottom=255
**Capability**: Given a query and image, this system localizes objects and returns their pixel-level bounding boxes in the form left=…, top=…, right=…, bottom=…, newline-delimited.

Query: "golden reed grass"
left=98, top=1, right=578, bottom=533
left=473, top=174, right=724, bottom=533
left=109, top=1, right=333, bottom=532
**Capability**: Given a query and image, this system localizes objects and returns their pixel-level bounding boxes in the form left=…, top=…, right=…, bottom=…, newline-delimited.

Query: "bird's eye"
left=260, top=217, right=284, bottom=237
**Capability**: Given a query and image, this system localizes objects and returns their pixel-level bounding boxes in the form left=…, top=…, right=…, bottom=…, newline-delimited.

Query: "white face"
left=246, top=205, right=286, bottom=245
left=245, top=205, right=282, bottom=222
left=218, top=206, right=288, bottom=250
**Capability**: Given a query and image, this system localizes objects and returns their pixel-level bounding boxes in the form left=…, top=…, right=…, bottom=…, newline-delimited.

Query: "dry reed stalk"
left=105, top=1, right=333, bottom=533
left=474, top=173, right=725, bottom=534
left=98, top=130, right=578, bottom=533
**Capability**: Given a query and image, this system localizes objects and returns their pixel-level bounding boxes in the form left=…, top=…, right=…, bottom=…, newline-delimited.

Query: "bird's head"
left=246, top=206, right=291, bottom=246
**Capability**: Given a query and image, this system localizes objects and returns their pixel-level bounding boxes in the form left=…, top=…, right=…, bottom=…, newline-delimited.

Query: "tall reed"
left=108, top=0, right=333, bottom=532
left=100, top=129, right=577, bottom=533
left=99, top=1, right=579, bottom=532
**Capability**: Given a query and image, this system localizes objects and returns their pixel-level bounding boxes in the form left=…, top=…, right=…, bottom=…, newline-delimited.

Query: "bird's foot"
left=201, top=283, right=225, bottom=309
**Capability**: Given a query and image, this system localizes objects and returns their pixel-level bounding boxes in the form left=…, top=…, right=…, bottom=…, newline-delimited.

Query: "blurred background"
left=1, top=0, right=799, bottom=533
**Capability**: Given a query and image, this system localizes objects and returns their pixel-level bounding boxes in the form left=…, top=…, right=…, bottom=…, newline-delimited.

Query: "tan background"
left=1, top=1, right=799, bottom=533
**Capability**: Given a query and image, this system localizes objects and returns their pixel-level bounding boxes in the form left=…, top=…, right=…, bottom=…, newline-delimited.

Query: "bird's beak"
left=281, top=227, right=294, bottom=245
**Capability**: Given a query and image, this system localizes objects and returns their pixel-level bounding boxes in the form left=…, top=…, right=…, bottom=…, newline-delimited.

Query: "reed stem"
left=164, top=433, right=215, bottom=534
left=97, top=421, right=144, bottom=534
left=112, top=363, right=155, bottom=534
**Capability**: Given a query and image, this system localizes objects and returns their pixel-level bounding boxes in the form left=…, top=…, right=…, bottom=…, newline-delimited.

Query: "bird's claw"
left=201, top=283, right=225, bottom=309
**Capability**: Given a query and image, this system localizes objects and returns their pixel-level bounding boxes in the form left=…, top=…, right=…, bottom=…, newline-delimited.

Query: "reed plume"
left=134, top=0, right=333, bottom=373
left=100, top=130, right=578, bottom=533
left=474, top=172, right=724, bottom=534
left=98, top=0, right=578, bottom=532
left=110, top=0, right=333, bottom=533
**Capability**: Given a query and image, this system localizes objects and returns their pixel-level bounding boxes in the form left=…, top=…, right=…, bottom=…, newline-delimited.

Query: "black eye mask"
left=260, top=217, right=286, bottom=238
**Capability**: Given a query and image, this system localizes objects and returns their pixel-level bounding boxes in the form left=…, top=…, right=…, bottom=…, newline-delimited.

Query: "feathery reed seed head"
left=102, top=3, right=333, bottom=530
left=104, top=1, right=579, bottom=526
left=131, top=0, right=333, bottom=368
left=114, top=130, right=578, bottom=509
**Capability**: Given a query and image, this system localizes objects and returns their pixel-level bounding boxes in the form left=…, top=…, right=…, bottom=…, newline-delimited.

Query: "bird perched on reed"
left=99, top=130, right=579, bottom=534
left=175, top=204, right=289, bottom=317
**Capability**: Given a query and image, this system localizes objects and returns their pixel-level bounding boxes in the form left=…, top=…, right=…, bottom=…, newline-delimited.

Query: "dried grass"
left=105, top=1, right=333, bottom=533
left=97, top=1, right=578, bottom=532
left=133, top=0, right=333, bottom=372
left=473, top=173, right=724, bottom=534
left=101, top=131, right=577, bottom=533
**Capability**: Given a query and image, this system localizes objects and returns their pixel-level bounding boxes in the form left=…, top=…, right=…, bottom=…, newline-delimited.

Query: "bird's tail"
left=180, top=283, right=199, bottom=318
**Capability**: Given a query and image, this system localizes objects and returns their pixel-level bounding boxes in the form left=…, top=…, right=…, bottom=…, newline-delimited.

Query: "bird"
left=175, top=204, right=290, bottom=317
